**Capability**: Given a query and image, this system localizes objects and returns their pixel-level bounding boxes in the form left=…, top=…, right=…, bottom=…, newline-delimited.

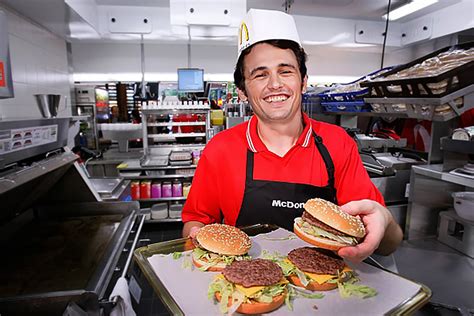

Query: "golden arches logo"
left=239, top=23, right=249, bottom=45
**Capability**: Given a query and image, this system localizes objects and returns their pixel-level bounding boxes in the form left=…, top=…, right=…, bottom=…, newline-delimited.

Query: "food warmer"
left=0, top=118, right=144, bottom=315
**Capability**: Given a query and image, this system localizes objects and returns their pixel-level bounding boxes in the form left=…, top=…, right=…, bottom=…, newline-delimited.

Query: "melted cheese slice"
left=235, top=278, right=288, bottom=297
left=304, top=266, right=353, bottom=285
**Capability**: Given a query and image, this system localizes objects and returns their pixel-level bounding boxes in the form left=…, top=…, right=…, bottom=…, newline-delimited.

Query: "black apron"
left=236, top=132, right=337, bottom=231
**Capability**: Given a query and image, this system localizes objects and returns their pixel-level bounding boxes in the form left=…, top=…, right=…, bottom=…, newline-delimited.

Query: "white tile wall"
left=0, top=5, right=72, bottom=119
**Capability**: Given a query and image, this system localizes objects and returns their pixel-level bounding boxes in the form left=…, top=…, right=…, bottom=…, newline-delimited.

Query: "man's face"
left=238, top=43, right=307, bottom=124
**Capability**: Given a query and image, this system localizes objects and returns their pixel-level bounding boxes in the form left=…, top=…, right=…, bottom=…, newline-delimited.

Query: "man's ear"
left=237, top=88, right=248, bottom=102
left=302, top=75, right=308, bottom=94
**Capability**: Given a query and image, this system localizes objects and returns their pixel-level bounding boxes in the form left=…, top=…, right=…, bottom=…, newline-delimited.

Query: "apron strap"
left=245, top=150, right=255, bottom=185
left=313, top=133, right=338, bottom=204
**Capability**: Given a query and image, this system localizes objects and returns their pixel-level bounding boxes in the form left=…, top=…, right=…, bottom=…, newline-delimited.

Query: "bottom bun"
left=287, top=275, right=337, bottom=291
left=215, top=291, right=286, bottom=315
left=192, top=253, right=225, bottom=272
left=294, top=222, right=349, bottom=251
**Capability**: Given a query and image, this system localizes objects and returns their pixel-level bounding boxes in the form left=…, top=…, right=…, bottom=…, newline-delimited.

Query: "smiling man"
left=182, top=9, right=402, bottom=262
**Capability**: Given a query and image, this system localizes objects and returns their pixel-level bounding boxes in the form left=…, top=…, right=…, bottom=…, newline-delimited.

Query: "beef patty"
left=302, top=211, right=346, bottom=236
left=222, top=259, right=283, bottom=287
left=287, top=247, right=345, bottom=274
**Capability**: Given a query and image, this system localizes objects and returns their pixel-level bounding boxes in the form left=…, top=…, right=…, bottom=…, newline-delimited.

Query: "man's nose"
left=267, top=73, right=283, bottom=89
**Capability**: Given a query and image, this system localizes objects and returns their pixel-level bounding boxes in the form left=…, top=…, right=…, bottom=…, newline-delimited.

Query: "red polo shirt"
left=182, top=113, right=384, bottom=225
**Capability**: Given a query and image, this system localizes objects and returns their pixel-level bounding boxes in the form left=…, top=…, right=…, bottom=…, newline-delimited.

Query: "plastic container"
left=151, top=182, right=161, bottom=199
left=192, top=150, right=201, bottom=165
left=161, top=181, right=172, bottom=198
left=169, top=203, right=183, bottom=218
left=172, top=181, right=182, bottom=197
left=131, top=181, right=140, bottom=200
left=140, top=181, right=151, bottom=199
left=183, top=182, right=191, bottom=198
left=151, top=203, right=168, bottom=219
left=452, top=192, right=474, bottom=221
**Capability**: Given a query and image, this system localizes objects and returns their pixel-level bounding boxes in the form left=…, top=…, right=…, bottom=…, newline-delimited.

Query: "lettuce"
left=193, top=247, right=251, bottom=271
left=208, top=277, right=287, bottom=314
left=338, top=277, right=377, bottom=299
left=295, top=218, right=359, bottom=245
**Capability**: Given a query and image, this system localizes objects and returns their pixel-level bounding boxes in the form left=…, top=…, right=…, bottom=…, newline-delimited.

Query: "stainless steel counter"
left=394, top=238, right=474, bottom=315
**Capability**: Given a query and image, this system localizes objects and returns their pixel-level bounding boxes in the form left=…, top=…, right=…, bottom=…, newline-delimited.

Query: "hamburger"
left=279, top=247, right=353, bottom=291
left=294, top=198, right=366, bottom=251
left=208, top=259, right=288, bottom=314
left=192, top=223, right=252, bottom=271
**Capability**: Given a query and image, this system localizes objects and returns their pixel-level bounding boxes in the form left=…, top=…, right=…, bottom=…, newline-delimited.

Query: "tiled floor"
left=131, top=222, right=183, bottom=316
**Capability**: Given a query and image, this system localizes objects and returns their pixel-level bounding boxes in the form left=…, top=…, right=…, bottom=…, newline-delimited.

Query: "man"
left=182, top=9, right=402, bottom=262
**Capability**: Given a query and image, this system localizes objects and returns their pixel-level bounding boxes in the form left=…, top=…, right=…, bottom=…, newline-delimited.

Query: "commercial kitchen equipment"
left=354, top=133, right=425, bottom=228
left=0, top=117, right=144, bottom=315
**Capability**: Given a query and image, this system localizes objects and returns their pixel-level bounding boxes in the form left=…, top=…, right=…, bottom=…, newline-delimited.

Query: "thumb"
left=340, top=199, right=375, bottom=216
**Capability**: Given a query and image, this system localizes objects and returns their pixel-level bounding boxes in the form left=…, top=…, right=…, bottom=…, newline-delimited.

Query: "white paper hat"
left=237, top=9, right=301, bottom=59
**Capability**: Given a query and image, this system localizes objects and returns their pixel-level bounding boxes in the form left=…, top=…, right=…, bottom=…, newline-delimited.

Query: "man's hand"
left=337, top=199, right=402, bottom=262
left=189, top=226, right=201, bottom=238
left=182, top=221, right=205, bottom=238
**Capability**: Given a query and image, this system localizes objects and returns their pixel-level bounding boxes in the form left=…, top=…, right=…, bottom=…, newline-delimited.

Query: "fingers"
left=338, top=215, right=385, bottom=262
left=340, top=199, right=379, bottom=216
left=189, top=226, right=201, bottom=239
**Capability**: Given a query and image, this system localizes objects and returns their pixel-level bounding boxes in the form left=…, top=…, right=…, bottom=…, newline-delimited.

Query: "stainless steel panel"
left=371, top=169, right=411, bottom=204
left=438, top=211, right=474, bottom=258
left=406, top=166, right=468, bottom=240
left=89, top=177, right=122, bottom=194
left=0, top=151, right=78, bottom=223
left=0, top=118, right=71, bottom=169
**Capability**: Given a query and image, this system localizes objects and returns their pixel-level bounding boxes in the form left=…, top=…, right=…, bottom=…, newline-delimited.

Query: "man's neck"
left=257, top=112, right=304, bottom=157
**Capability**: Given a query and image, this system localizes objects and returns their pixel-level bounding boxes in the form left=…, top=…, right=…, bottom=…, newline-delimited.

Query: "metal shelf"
left=145, top=218, right=182, bottom=223
left=147, top=122, right=206, bottom=127
left=412, top=164, right=474, bottom=188
left=142, top=107, right=210, bottom=113
left=364, top=84, right=474, bottom=122
left=121, top=174, right=194, bottom=180
left=137, top=197, right=187, bottom=202
left=148, top=133, right=206, bottom=139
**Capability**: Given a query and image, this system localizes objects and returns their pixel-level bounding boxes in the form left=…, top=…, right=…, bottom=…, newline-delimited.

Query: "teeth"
left=265, top=95, right=288, bottom=102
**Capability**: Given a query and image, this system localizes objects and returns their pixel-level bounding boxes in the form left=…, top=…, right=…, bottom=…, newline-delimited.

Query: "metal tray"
left=134, top=224, right=431, bottom=316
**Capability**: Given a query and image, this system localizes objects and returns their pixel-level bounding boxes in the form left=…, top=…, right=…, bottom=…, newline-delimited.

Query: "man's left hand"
left=337, top=199, right=394, bottom=262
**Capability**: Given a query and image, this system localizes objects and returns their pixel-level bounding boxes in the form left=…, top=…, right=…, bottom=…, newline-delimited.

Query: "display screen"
left=178, top=68, right=204, bottom=92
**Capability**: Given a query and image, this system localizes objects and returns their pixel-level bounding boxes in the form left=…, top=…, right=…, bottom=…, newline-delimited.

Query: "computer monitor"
left=177, top=68, right=204, bottom=92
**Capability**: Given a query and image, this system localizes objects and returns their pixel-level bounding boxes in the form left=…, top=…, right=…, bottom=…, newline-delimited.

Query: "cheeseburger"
left=209, top=259, right=288, bottom=314
left=280, top=247, right=353, bottom=291
left=294, top=198, right=366, bottom=250
left=192, top=223, right=252, bottom=271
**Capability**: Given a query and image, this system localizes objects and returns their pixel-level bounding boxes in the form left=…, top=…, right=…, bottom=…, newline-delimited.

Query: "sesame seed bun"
left=303, top=198, right=365, bottom=238
left=196, top=223, right=252, bottom=256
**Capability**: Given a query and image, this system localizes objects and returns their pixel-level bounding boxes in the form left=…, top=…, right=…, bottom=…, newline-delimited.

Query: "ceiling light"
left=383, top=0, right=438, bottom=21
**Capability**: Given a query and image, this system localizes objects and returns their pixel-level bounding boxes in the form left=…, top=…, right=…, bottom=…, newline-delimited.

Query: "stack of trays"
left=169, top=150, right=192, bottom=166
left=363, top=42, right=474, bottom=120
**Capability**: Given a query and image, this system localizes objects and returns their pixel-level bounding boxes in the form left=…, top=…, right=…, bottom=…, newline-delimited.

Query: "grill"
left=0, top=118, right=142, bottom=315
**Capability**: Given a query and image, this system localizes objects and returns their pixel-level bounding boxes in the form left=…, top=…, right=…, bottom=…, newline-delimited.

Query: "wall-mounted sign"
left=0, top=10, right=14, bottom=98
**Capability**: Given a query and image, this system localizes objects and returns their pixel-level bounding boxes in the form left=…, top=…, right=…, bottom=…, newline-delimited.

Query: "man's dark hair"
left=233, top=39, right=308, bottom=94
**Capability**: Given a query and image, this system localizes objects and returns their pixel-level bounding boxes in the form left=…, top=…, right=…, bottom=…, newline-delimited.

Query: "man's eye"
left=254, top=73, right=266, bottom=78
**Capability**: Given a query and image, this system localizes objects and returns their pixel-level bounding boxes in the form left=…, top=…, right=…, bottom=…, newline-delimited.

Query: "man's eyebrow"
left=279, top=63, right=297, bottom=70
left=249, top=66, right=268, bottom=77
left=248, top=63, right=297, bottom=77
